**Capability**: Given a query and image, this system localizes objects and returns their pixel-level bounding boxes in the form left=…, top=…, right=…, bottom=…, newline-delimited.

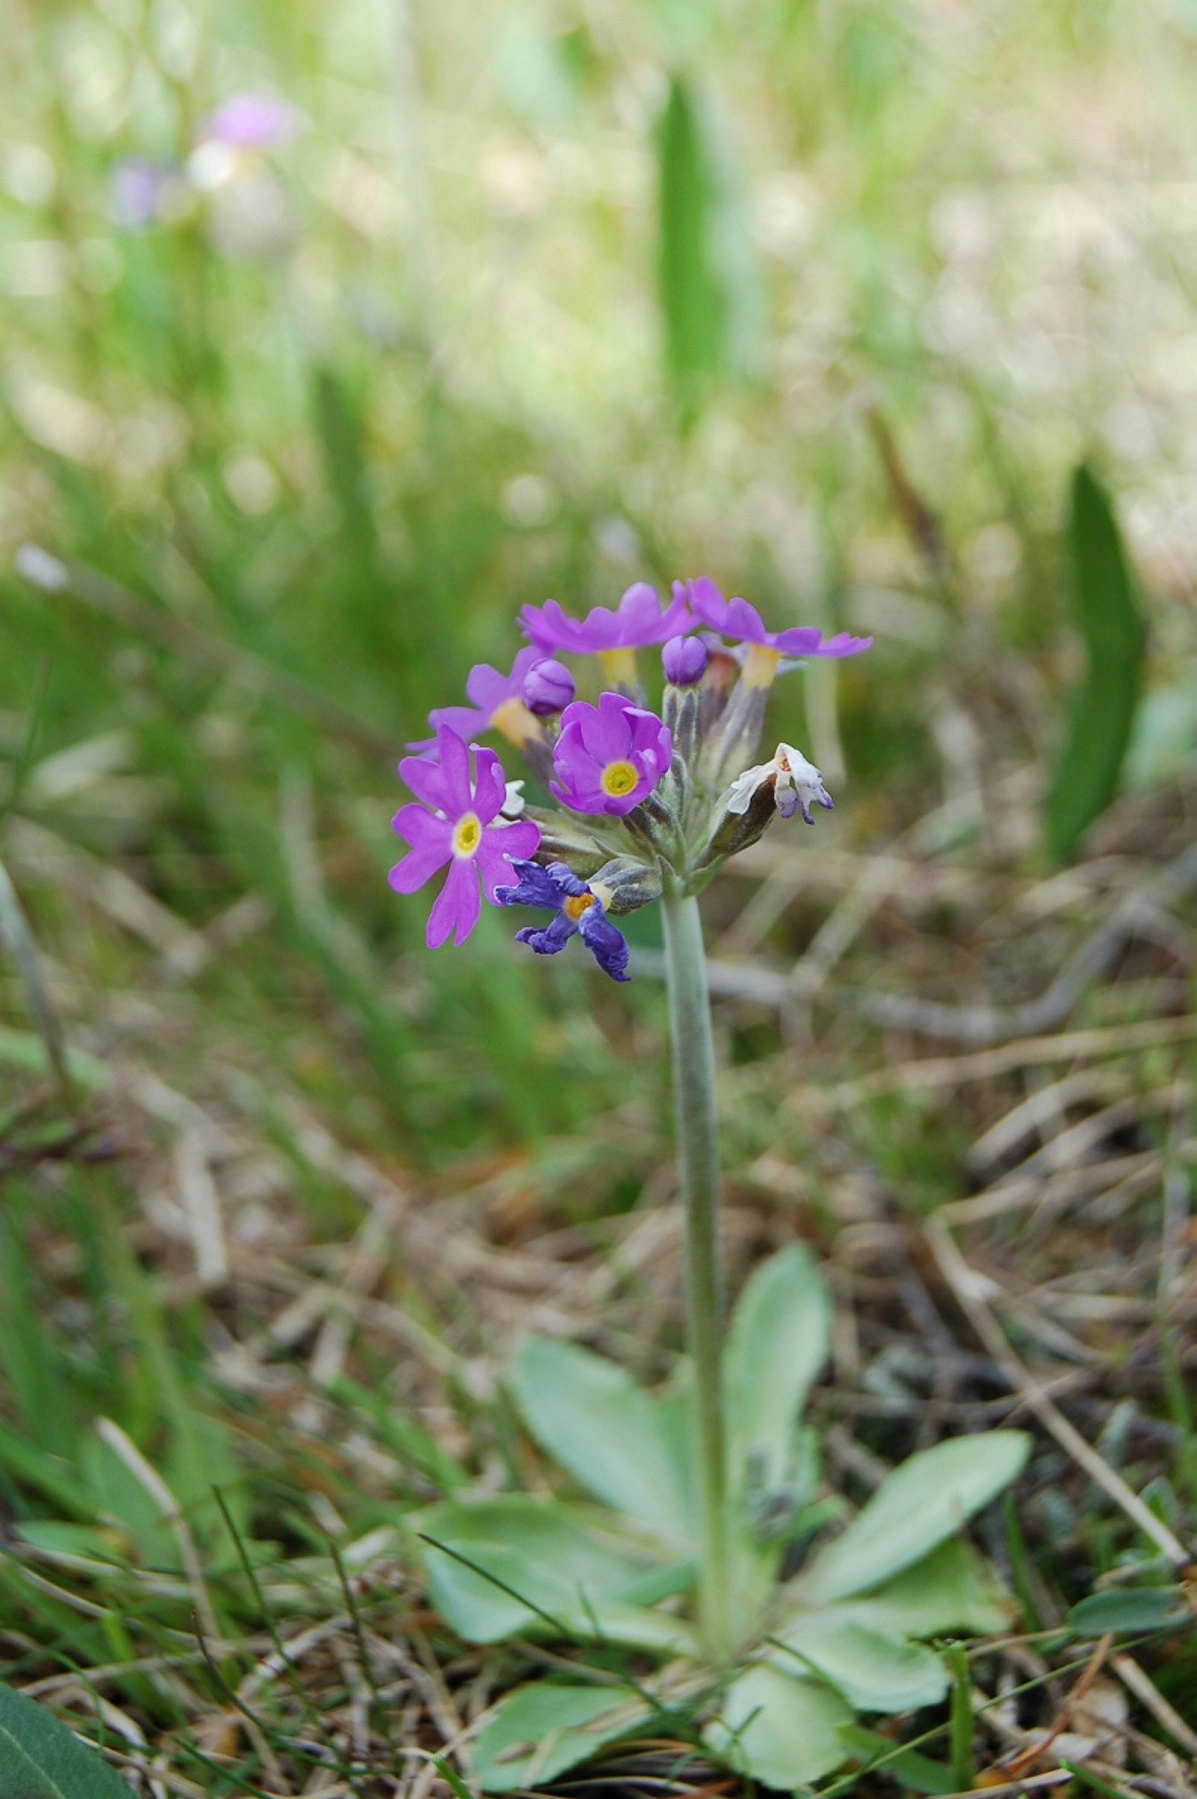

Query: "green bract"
left=410, top=1247, right=1029, bottom=1795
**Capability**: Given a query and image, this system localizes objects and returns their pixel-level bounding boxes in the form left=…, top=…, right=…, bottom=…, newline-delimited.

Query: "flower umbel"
left=496, top=861, right=630, bottom=982
left=390, top=574, right=870, bottom=976
left=551, top=693, right=673, bottom=817
left=389, top=725, right=540, bottom=947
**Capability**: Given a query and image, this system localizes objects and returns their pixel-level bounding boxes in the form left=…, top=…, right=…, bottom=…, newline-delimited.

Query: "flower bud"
left=522, top=658, right=575, bottom=717
left=662, top=634, right=708, bottom=687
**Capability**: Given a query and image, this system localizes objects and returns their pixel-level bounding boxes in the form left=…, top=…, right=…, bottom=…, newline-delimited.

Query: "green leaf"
left=1045, top=464, right=1146, bottom=864
left=771, top=1617, right=948, bottom=1711
left=726, top=1245, right=829, bottom=1496
left=0, top=1680, right=135, bottom=1799
left=472, top=1681, right=652, bottom=1794
left=705, top=1662, right=853, bottom=1788
left=414, top=1496, right=696, bottom=1653
left=510, top=1337, right=698, bottom=1550
left=1068, top=1587, right=1191, bottom=1636
left=656, top=75, right=727, bottom=412
left=798, top=1432, right=1030, bottom=1605
left=832, top=1537, right=1016, bottom=1639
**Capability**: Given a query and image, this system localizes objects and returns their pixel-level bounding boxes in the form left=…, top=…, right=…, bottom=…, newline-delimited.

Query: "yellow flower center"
left=600, top=760, right=639, bottom=799
left=452, top=812, right=482, bottom=857
left=563, top=892, right=595, bottom=922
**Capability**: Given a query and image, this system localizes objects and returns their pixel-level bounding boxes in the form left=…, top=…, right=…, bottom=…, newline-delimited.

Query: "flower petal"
left=476, top=819, right=541, bottom=901
left=426, top=856, right=480, bottom=948
left=580, top=909, right=631, bottom=981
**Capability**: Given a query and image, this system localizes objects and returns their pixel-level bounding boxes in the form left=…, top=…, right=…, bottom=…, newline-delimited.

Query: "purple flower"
left=198, top=95, right=304, bottom=152
left=389, top=726, right=540, bottom=948
left=520, top=582, right=691, bottom=656
left=497, top=861, right=630, bottom=982
left=409, top=647, right=543, bottom=752
left=662, top=634, right=709, bottom=686
left=522, top=658, right=575, bottom=717
left=111, top=159, right=179, bottom=230
left=551, top=693, right=673, bottom=817
left=678, top=576, right=872, bottom=660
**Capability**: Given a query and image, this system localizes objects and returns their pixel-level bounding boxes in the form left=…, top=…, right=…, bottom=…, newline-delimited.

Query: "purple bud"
left=662, top=634, right=708, bottom=687
left=522, top=658, right=575, bottom=717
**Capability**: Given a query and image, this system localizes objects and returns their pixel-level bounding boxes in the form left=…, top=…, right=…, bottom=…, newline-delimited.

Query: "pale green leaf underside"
left=472, top=1681, right=652, bottom=1793
left=705, top=1663, right=853, bottom=1790
left=725, top=1244, right=829, bottom=1494
left=511, top=1336, right=698, bottom=1550
left=771, top=1616, right=948, bottom=1711
left=799, top=1431, right=1030, bottom=1604
left=0, top=1680, right=134, bottom=1799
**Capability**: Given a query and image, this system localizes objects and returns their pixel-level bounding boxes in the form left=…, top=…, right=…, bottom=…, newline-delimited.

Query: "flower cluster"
left=390, top=580, right=870, bottom=977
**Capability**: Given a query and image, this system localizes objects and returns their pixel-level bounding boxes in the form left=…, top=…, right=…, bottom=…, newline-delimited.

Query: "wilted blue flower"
left=496, top=861, right=630, bottom=982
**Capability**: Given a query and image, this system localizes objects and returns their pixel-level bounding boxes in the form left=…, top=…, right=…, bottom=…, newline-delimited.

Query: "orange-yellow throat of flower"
left=601, top=760, right=639, bottom=800
left=452, top=812, right=482, bottom=857
left=563, top=892, right=595, bottom=922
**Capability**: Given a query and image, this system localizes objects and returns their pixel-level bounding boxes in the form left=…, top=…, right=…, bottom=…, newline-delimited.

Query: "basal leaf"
left=798, top=1432, right=1030, bottom=1605
left=0, top=1680, right=134, bottom=1799
left=414, top=1495, right=695, bottom=1653
left=510, top=1337, right=698, bottom=1549
left=726, top=1245, right=829, bottom=1496
left=704, top=1662, right=853, bottom=1789
left=830, top=1536, right=1015, bottom=1639
left=472, top=1681, right=652, bottom=1793
left=771, top=1616, right=948, bottom=1711
left=1045, top=464, right=1146, bottom=864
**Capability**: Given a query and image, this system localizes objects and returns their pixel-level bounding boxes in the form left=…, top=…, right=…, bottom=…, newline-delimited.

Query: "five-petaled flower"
left=497, top=861, right=630, bottom=982
left=551, top=693, right=673, bottom=817
left=680, top=576, right=871, bottom=687
left=520, top=582, right=691, bottom=687
left=409, top=647, right=544, bottom=753
left=389, top=725, right=540, bottom=948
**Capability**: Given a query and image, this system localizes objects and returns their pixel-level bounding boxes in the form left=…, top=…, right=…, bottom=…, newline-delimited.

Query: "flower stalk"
left=661, top=887, right=731, bottom=1661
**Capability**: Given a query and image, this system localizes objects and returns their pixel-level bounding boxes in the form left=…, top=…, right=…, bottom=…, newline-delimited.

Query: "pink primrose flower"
left=520, top=582, right=691, bottom=656
left=408, top=647, right=543, bottom=752
left=678, top=576, right=872, bottom=660
left=550, top=693, right=673, bottom=817
left=389, top=726, right=540, bottom=948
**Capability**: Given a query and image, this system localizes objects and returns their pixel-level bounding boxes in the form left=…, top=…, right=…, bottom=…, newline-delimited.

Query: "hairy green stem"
left=661, top=889, right=730, bottom=1659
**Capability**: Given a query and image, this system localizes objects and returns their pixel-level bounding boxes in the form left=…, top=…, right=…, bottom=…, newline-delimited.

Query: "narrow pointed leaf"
left=705, top=1663, right=852, bottom=1788
left=0, top=1680, right=135, bottom=1798
left=726, top=1245, right=829, bottom=1495
left=1045, top=464, right=1146, bottom=863
left=799, top=1432, right=1030, bottom=1604
left=656, top=74, right=727, bottom=411
left=510, top=1337, right=697, bottom=1549
left=472, top=1681, right=652, bottom=1793
left=772, top=1617, right=948, bottom=1711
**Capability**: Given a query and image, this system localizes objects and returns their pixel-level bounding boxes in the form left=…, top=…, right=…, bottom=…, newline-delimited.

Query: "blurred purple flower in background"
left=111, top=158, right=182, bottom=230
left=198, top=95, right=305, bottom=152
left=409, top=647, right=544, bottom=752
